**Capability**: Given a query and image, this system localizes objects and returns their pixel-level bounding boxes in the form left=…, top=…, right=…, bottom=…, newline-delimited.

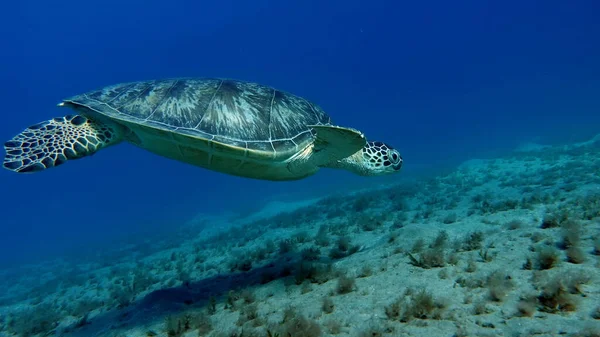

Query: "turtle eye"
left=389, top=150, right=400, bottom=164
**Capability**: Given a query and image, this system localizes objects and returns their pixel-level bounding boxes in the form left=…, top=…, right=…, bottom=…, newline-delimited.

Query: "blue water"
left=1, top=0, right=599, bottom=265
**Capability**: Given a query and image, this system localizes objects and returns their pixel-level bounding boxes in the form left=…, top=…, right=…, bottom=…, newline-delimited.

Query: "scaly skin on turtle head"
left=359, top=141, right=403, bottom=174
left=324, top=140, right=403, bottom=176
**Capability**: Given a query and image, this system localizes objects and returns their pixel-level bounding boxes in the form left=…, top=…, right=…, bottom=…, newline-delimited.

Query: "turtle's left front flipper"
left=3, top=115, right=123, bottom=173
left=309, top=125, right=366, bottom=166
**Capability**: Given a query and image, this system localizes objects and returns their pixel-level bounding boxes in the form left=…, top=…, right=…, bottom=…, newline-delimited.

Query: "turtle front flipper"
left=3, top=115, right=123, bottom=173
left=287, top=125, right=367, bottom=175
left=310, top=125, right=366, bottom=165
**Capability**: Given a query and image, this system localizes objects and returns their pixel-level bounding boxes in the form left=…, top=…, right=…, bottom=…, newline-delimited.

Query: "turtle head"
left=326, top=140, right=403, bottom=176
left=358, top=141, right=403, bottom=175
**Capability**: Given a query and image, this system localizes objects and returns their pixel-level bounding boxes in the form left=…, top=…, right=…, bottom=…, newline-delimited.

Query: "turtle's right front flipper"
left=3, top=115, right=123, bottom=173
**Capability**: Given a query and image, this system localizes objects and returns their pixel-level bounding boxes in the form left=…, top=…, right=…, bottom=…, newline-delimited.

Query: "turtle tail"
left=3, top=115, right=123, bottom=173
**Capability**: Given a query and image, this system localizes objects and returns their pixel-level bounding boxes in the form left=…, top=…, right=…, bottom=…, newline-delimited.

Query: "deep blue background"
left=1, top=0, right=599, bottom=265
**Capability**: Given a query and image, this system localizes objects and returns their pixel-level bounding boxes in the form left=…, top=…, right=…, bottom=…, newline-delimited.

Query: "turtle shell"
left=63, top=78, right=332, bottom=160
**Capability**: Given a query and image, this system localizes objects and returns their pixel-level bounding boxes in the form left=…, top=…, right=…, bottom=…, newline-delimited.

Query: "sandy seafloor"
left=1, top=134, right=600, bottom=337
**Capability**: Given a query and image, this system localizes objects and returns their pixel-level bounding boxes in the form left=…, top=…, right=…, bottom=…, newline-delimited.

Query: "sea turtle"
left=3, top=78, right=403, bottom=180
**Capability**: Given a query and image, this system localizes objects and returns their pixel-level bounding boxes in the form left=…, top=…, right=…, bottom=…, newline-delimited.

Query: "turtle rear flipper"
left=3, top=115, right=123, bottom=173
